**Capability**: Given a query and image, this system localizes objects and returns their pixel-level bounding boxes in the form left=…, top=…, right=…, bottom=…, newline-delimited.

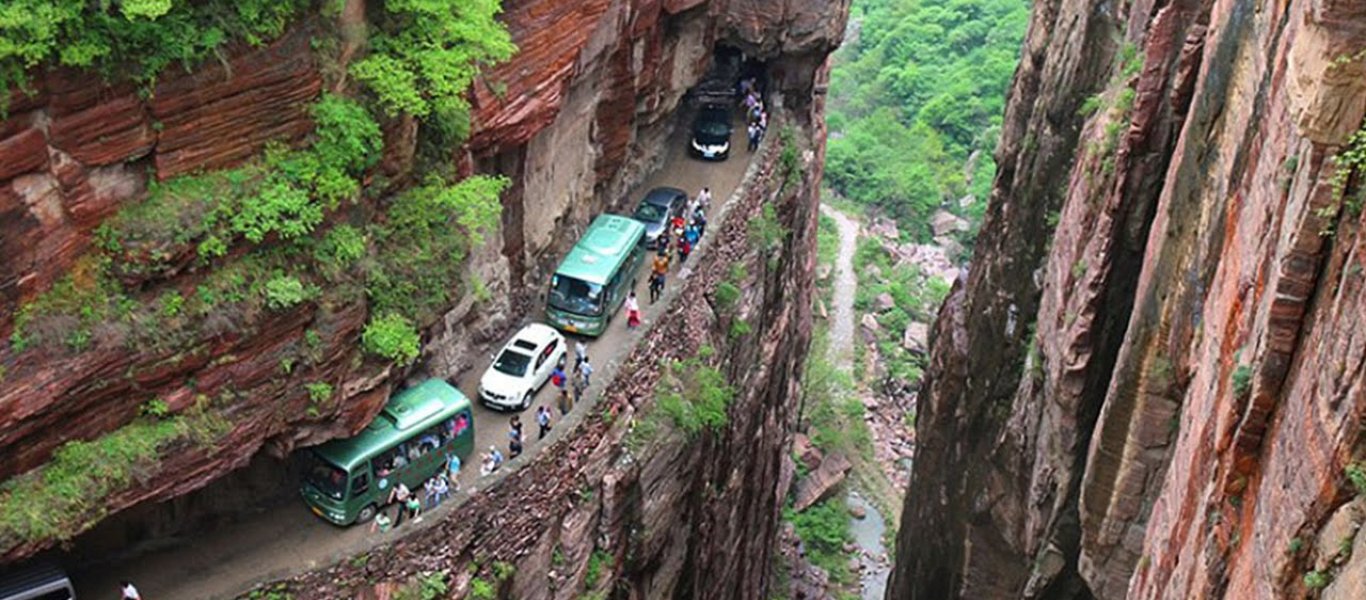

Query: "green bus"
left=300, top=379, right=474, bottom=525
left=545, top=214, right=647, bottom=337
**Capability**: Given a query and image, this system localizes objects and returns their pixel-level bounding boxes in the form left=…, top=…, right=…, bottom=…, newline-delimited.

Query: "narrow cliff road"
left=72, top=115, right=756, bottom=600
left=821, top=204, right=859, bottom=367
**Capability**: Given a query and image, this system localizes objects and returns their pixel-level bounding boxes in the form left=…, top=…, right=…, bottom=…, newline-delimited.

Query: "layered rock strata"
left=889, top=0, right=1366, bottom=598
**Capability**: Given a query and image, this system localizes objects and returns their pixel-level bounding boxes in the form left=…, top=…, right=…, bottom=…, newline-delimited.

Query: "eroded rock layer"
left=889, top=0, right=1366, bottom=598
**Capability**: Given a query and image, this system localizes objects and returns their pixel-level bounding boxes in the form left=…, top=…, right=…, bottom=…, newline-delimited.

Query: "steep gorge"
left=889, top=0, right=1366, bottom=598
left=0, top=1, right=850, bottom=596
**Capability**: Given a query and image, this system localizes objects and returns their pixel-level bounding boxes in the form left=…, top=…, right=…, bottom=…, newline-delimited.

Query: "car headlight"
left=692, top=139, right=705, bottom=151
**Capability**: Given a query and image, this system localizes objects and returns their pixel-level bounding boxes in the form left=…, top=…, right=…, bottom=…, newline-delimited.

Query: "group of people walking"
left=650, top=186, right=712, bottom=304
left=741, top=78, right=769, bottom=152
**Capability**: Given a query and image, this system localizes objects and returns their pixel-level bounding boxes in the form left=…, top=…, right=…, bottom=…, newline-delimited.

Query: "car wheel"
left=522, top=391, right=533, bottom=410
left=356, top=503, right=377, bottom=525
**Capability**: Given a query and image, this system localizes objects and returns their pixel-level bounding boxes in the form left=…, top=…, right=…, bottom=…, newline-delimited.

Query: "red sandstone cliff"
left=889, top=0, right=1366, bottom=598
left=0, top=0, right=849, bottom=575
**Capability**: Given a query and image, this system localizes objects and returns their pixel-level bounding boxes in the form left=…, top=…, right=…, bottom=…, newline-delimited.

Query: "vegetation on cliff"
left=825, top=0, right=1027, bottom=241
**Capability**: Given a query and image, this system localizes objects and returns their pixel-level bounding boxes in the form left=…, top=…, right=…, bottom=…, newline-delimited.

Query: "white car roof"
left=510, top=323, right=562, bottom=349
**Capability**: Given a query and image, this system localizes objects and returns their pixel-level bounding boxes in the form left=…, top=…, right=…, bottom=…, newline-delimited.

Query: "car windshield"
left=634, top=203, right=667, bottom=223
left=305, top=451, right=347, bottom=501
left=548, top=275, right=604, bottom=316
left=493, top=349, right=532, bottom=376
left=695, top=118, right=730, bottom=138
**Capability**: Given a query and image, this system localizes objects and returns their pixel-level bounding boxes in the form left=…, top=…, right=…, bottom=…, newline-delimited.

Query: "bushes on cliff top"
left=0, top=402, right=229, bottom=547
left=0, top=0, right=307, bottom=101
left=353, top=0, right=516, bottom=119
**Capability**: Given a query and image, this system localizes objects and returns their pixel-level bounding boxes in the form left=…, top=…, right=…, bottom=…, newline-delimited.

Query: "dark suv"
left=690, top=104, right=733, bottom=161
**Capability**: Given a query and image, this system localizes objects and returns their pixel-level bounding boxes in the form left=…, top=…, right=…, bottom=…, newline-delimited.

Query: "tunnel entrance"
left=61, top=450, right=301, bottom=574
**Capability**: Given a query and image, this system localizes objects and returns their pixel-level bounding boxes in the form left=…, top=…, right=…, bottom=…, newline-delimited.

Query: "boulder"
left=860, top=313, right=880, bottom=334
left=958, top=194, right=975, bottom=209
left=816, top=264, right=832, bottom=280
left=931, top=210, right=969, bottom=237
left=793, top=452, right=852, bottom=511
left=866, top=264, right=883, bottom=280
left=815, top=297, right=828, bottom=320
left=848, top=504, right=867, bottom=520
left=902, top=322, right=929, bottom=353
left=875, top=292, right=896, bottom=312
left=792, top=432, right=823, bottom=471
left=868, top=216, right=899, bottom=240
left=935, top=235, right=966, bottom=262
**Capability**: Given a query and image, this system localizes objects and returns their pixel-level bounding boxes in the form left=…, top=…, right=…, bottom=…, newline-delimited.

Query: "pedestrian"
left=429, top=475, right=450, bottom=507
left=551, top=363, right=567, bottom=392
left=557, top=387, right=572, bottom=415
left=388, top=482, right=412, bottom=526
left=696, top=187, right=712, bottom=212
left=537, top=405, right=553, bottom=439
left=404, top=489, right=422, bottom=521
left=423, top=476, right=436, bottom=507
left=625, top=290, right=641, bottom=329
left=491, top=446, right=505, bottom=468
left=580, top=356, right=594, bottom=387
left=574, top=340, right=588, bottom=370
left=508, top=416, right=524, bottom=458
left=446, top=451, right=462, bottom=488
left=693, top=209, right=707, bottom=238
left=677, top=235, right=692, bottom=264
left=759, top=109, right=768, bottom=133
left=685, top=224, right=700, bottom=249
left=653, top=248, right=671, bottom=276
left=480, top=450, right=497, bottom=476
left=572, top=367, right=587, bottom=408
left=371, top=510, right=393, bottom=533
left=649, top=271, right=665, bottom=304
left=747, top=122, right=760, bottom=152
left=120, top=580, right=141, bottom=600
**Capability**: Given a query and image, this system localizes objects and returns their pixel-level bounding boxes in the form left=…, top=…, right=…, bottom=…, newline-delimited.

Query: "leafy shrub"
left=1346, top=462, right=1366, bottom=495
left=715, top=281, right=741, bottom=310
left=394, top=572, right=447, bottom=600
left=585, top=549, right=612, bottom=588
left=314, top=224, right=367, bottom=269
left=305, top=382, right=333, bottom=404
left=366, top=175, right=507, bottom=321
left=362, top=313, right=420, bottom=364
left=468, top=578, right=495, bottom=600
left=1303, top=570, right=1330, bottom=589
left=140, top=398, right=171, bottom=418
left=353, top=0, right=516, bottom=118
left=263, top=273, right=311, bottom=310
left=786, top=498, right=855, bottom=584
left=656, top=357, right=733, bottom=437
left=1231, top=364, right=1253, bottom=399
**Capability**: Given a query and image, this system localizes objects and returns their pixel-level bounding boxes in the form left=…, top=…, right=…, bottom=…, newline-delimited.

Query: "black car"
left=630, top=187, right=688, bottom=249
left=690, top=104, right=733, bottom=161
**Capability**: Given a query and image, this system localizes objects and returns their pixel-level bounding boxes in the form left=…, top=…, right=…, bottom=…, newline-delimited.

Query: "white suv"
left=478, top=323, right=567, bottom=411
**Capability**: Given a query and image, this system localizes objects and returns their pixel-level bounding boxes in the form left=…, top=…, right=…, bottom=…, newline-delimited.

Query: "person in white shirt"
left=120, top=581, right=141, bottom=600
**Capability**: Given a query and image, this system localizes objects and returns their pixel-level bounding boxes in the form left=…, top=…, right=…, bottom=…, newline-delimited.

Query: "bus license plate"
left=564, top=324, right=578, bottom=332
left=311, top=506, right=323, bottom=518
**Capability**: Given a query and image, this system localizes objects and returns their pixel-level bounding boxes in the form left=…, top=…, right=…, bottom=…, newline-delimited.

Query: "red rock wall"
left=0, top=0, right=847, bottom=567
left=889, top=0, right=1366, bottom=598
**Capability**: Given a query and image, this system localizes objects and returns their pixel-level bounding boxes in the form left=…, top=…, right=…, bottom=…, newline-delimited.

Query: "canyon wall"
left=889, top=0, right=1366, bottom=598
left=244, top=97, right=825, bottom=600
left=0, top=0, right=848, bottom=571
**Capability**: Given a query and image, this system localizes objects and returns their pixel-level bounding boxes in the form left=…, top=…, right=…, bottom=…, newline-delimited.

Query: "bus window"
left=453, top=412, right=470, bottom=437
left=549, top=275, right=604, bottom=315
left=351, top=473, right=370, bottom=496
left=416, top=426, right=441, bottom=455
left=304, top=451, right=347, bottom=501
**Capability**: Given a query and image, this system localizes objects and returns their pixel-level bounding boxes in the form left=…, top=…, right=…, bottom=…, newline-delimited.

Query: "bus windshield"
left=305, top=451, right=348, bottom=501
left=548, top=275, right=604, bottom=316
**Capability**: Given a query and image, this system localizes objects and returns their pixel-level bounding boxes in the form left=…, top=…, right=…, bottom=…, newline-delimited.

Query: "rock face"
left=888, top=0, right=1366, bottom=599
left=250, top=95, right=827, bottom=600
left=0, top=0, right=851, bottom=579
